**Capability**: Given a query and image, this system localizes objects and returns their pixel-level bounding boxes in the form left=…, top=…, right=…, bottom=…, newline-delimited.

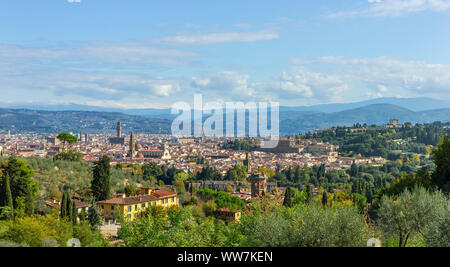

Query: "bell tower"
left=129, top=131, right=136, bottom=159
left=244, top=152, right=251, bottom=174
left=117, top=120, right=122, bottom=138
left=249, top=174, right=268, bottom=198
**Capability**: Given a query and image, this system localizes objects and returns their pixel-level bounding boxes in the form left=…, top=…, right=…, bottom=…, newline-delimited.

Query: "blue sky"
left=0, top=0, right=449, bottom=108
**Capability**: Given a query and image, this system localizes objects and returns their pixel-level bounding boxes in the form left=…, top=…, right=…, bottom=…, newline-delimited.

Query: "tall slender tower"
left=79, top=131, right=83, bottom=142
left=129, top=131, right=136, bottom=159
left=85, top=133, right=89, bottom=144
left=117, top=121, right=122, bottom=138
left=244, top=152, right=252, bottom=174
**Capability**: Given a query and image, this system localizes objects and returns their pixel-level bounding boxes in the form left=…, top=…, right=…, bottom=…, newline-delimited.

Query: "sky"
left=0, top=0, right=449, bottom=108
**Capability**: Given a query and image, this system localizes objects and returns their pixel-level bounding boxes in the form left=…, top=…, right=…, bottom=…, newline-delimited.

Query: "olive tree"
left=377, top=187, right=449, bottom=247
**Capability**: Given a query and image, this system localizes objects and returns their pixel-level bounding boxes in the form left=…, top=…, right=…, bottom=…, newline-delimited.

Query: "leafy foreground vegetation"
left=0, top=210, right=107, bottom=247
left=117, top=203, right=369, bottom=247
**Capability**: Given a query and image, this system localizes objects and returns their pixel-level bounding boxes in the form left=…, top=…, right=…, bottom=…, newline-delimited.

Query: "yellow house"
left=97, top=188, right=178, bottom=221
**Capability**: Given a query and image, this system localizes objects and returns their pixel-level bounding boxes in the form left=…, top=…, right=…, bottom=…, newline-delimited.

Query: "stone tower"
left=249, top=174, right=268, bottom=198
left=244, top=152, right=251, bottom=174
left=117, top=120, right=122, bottom=138
left=129, top=131, right=136, bottom=159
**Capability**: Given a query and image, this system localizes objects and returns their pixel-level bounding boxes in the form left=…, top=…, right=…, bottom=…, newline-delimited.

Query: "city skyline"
left=1, top=0, right=449, bottom=108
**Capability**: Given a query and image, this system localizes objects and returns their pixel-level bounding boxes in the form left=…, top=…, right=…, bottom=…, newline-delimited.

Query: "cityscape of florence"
left=0, top=0, right=449, bottom=257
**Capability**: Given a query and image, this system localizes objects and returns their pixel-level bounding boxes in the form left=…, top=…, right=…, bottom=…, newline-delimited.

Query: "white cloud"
left=191, top=71, right=255, bottom=99
left=287, top=56, right=450, bottom=102
left=160, top=31, right=279, bottom=45
left=275, top=67, right=351, bottom=101
left=0, top=71, right=183, bottom=100
left=181, top=56, right=450, bottom=105
left=0, top=42, right=203, bottom=74
left=329, top=0, right=450, bottom=18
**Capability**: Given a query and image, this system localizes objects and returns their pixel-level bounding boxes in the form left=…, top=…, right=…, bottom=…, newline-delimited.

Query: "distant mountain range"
left=279, top=104, right=450, bottom=134
left=0, top=97, right=449, bottom=135
left=0, top=109, right=171, bottom=135
left=3, top=97, right=449, bottom=116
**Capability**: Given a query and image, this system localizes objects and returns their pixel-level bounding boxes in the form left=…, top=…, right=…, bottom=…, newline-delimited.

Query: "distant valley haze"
left=0, top=97, right=448, bottom=135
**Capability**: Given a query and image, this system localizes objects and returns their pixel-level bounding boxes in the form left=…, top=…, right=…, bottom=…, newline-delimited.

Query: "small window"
left=135, top=205, right=138, bottom=211
left=128, top=206, right=132, bottom=212
left=101, top=205, right=104, bottom=209
left=141, top=203, right=145, bottom=208
left=111, top=206, right=114, bottom=210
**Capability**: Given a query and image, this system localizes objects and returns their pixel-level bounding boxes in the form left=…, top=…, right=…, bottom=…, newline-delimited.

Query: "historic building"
left=253, top=138, right=304, bottom=154
left=138, top=144, right=172, bottom=160
left=249, top=174, right=268, bottom=198
left=97, top=187, right=178, bottom=221
left=46, top=199, right=91, bottom=221
left=127, top=131, right=136, bottom=159
left=214, top=208, right=242, bottom=222
left=243, top=152, right=251, bottom=174
left=109, top=121, right=126, bottom=145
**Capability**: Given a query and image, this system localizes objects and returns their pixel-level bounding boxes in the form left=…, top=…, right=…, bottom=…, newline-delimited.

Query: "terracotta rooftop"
left=97, top=189, right=177, bottom=205
left=46, top=199, right=90, bottom=209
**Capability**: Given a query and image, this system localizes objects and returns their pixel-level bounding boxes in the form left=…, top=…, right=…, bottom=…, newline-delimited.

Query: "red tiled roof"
left=97, top=189, right=177, bottom=205
left=97, top=195, right=159, bottom=205
left=152, top=189, right=177, bottom=197
left=46, top=199, right=90, bottom=209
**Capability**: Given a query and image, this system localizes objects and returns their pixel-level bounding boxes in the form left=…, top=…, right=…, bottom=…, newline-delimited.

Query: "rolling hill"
left=0, top=103, right=448, bottom=135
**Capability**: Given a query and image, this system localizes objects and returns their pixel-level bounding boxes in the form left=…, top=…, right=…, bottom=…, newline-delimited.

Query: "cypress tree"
left=305, top=184, right=313, bottom=203
left=350, top=162, right=359, bottom=177
left=60, top=192, right=67, bottom=218
left=2, top=156, right=36, bottom=215
left=322, top=191, right=328, bottom=207
left=67, top=194, right=73, bottom=220
left=283, top=187, right=293, bottom=207
left=4, top=174, right=14, bottom=219
left=71, top=200, right=78, bottom=225
left=91, top=155, right=111, bottom=201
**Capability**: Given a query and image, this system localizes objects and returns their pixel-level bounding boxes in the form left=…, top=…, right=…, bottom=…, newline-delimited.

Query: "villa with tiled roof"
left=97, top=187, right=178, bottom=221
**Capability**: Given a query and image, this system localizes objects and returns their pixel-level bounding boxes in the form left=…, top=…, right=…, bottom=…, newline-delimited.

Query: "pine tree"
left=91, top=155, right=111, bottom=201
